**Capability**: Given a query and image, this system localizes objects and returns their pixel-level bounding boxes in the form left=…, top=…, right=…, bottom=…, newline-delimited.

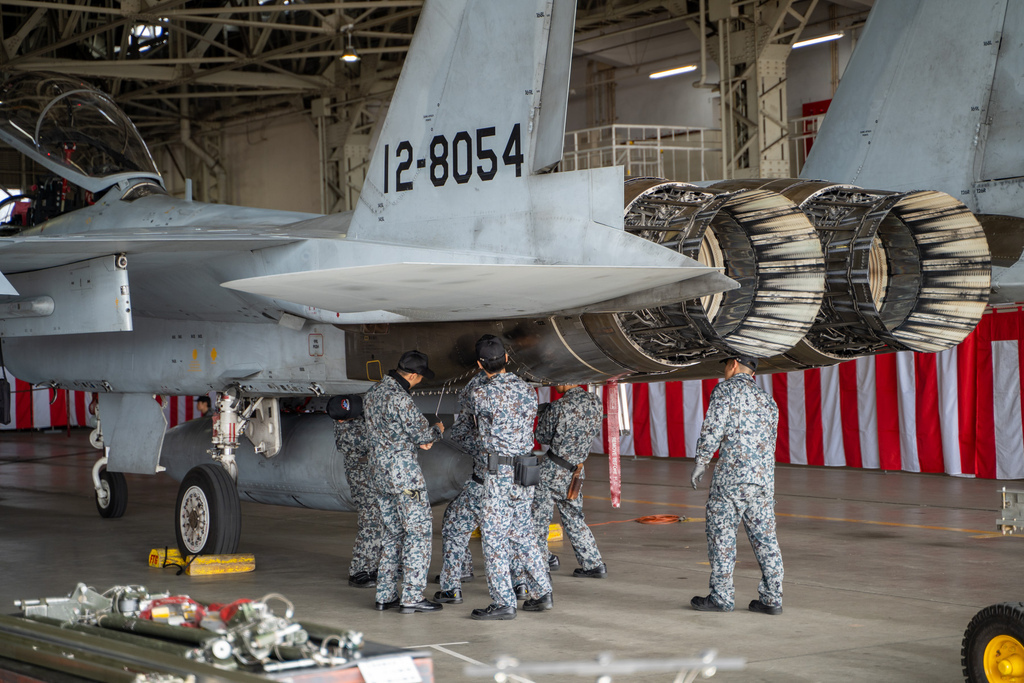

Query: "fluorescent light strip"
left=792, top=31, right=844, bottom=49
left=649, top=64, right=698, bottom=80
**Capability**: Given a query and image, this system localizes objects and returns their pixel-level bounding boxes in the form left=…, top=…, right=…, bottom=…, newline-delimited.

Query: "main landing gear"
left=173, top=390, right=279, bottom=556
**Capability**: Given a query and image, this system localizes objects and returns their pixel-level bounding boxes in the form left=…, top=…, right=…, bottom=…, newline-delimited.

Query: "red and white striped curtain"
left=0, top=372, right=95, bottom=431
left=154, top=395, right=210, bottom=429
left=0, top=377, right=209, bottom=432
left=5, top=308, right=1024, bottom=478
left=582, top=307, right=1024, bottom=480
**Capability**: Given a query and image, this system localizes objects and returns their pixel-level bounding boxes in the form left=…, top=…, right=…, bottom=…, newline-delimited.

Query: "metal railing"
left=787, top=112, right=827, bottom=177
left=562, top=124, right=722, bottom=182
left=562, top=117, right=824, bottom=181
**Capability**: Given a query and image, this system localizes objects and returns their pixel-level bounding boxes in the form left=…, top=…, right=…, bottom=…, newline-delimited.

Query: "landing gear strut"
left=89, top=406, right=126, bottom=519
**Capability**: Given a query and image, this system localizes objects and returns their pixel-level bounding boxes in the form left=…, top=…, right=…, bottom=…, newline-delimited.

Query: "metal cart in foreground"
left=3, top=583, right=432, bottom=683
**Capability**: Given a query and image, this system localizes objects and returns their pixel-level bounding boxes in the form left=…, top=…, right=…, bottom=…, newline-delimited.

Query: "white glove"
left=690, top=462, right=706, bottom=489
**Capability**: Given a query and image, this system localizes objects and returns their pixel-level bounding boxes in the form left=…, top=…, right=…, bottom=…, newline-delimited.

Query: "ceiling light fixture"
left=649, top=64, right=697, bottom=80
left=340, top=26, right=360, bottom=63
left=792, top=31, right=844, bottom=49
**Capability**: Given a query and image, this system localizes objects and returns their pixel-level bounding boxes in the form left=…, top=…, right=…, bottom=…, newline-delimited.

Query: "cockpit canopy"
left=0, top=72, right=163, bottom=193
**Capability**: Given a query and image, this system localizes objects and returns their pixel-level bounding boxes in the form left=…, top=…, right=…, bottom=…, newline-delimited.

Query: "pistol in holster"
left=566, top=463, right=585, bottom=500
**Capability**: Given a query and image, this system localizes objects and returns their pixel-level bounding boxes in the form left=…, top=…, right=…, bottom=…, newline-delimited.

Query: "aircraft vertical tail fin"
left=349, top=0, right=576, bottom=239
left=801, top=0, right=1011, bottom=205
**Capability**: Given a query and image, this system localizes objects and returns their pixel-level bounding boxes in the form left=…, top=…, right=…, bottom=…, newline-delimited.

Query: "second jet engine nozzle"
left=714, top=179, right=991, bottom=362
left=614, top=178, right=826, bottom=364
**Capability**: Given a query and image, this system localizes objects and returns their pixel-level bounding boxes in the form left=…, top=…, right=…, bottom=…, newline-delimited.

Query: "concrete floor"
left=0, top=429, right=1018, bottom=682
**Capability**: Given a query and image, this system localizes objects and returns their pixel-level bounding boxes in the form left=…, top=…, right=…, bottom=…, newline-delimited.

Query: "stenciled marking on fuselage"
left=382, top=124, right=523, bottom=193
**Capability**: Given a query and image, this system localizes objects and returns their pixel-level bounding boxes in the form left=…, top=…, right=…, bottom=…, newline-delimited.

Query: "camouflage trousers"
left=345, top=462, right=383, bottom=576
left=375, top=489, right=431, bottom=606
left=705, top=484, right=783, bottom=610
left=439, top=480, right=482, bottom=591
left=480, top=467, right=551, bottom=607
left=531, top=464, right=603, bottom=569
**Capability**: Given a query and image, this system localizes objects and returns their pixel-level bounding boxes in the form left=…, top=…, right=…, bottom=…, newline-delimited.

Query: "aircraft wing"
left=0, top=230, right=301, bottom=275
left=221, top=262, right=733, bottom=321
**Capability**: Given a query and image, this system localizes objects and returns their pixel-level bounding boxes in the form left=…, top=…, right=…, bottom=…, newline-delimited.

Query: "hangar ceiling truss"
left=0, top=0, right=872, bottom=208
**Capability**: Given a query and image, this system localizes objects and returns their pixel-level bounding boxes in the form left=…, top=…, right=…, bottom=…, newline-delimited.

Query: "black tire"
left=95, top=469, right=127, bottom=519
left=962, top=602, right=1024, bottom=682
left=174, top=464, right=241, bottom=556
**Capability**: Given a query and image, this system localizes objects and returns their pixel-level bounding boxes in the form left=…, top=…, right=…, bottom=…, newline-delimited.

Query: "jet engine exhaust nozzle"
left=614, top=178, right=826, bottom=365
left=711, top=180, right=992, bottom=361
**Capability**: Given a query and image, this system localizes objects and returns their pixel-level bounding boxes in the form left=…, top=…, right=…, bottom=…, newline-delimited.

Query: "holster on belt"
left=566, top=463, right=585, bottom=500
left=514, top=454, right=540, bottom=487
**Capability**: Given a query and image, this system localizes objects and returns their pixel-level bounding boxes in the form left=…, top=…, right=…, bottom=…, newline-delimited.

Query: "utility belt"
left=486, top=452, right=540, bottom=487
left=472, top=473, right=484, bottom=485
left=486, top=454, right=516, bottom=472
left=546, top=450, right=576, bottom=471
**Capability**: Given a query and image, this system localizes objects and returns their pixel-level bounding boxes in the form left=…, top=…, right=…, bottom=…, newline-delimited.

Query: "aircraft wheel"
left=174, top=464, right=240, bottom=556
left=95, top=468, right=127, bottom=519
left=963, top=602, right=1024, bottom=682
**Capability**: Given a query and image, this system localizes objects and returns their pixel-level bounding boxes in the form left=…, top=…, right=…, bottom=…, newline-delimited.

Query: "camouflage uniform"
left=532, top=387, right=604, bottom=570
left=694, top=373, right=783, bottom=610
left=333, top=418, right=382, bottom=577
left=472, top=372, right=552, bottom=607
left=364, top=373, right=442, bottom=606
left=438, top=373, right=488, bottom=591
left=438, top=479, right=484, bottom=589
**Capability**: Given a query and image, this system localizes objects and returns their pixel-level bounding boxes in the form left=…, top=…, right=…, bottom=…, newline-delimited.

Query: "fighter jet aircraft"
left=0, top=0, right=998, bottom=555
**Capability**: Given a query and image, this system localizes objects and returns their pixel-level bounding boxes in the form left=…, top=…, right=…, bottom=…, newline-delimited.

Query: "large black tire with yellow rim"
left=963, top=603, right=1024, bottom=682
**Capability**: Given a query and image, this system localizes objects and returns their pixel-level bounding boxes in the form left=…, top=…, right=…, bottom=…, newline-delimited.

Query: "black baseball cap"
left=327, top=394, right=363, bottom=420
left=722, top=356, right=759, bottom=372
left=398, top=350, right=435, bottom=379
left=476, top=335, right=506, bottom=361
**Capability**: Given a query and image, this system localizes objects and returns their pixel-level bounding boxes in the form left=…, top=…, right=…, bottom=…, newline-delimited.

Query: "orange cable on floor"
left=636, top=514, right=682, bottom=524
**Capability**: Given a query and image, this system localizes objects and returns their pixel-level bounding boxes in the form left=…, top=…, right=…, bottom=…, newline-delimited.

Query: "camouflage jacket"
left=536, top=387, right=602, bottom=467
left=333, top=417, right=370, bottom=473
left=448, top=371, right=489, bottom=479
left=363, top=374, right=441, bottom=493
left=695, top=373, right=779, bottom=490
left=470, top=371, right=537, bottom=459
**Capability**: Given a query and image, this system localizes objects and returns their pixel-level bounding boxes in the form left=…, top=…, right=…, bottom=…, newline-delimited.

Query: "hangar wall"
left=220, top=114, right=321, bottom=213
left=155, top=113, right=321, bottom=214
left=565, top=5, right=859, bottom=134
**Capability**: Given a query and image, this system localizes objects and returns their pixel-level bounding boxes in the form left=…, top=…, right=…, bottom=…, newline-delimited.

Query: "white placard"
left=357, top=656, right=423, bottom=683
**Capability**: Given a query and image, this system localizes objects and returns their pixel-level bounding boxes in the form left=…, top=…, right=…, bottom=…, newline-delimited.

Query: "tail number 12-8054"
left=382, top=124, right=524, bottom=193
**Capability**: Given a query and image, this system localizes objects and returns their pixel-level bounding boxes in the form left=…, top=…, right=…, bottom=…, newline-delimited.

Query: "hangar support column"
left=313, top=51, right=393, bottom=215
left=694, top=0, right=818, bottom=179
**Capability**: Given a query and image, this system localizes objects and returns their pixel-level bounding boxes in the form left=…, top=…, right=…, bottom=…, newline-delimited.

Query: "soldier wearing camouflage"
left=332, top=415, right=383, bottom=583
left=470, top=347, right=552, bottom=618
left=532, top=386, right=605, bottom=572
left=691, top=357, right=783, bottom=613
left=363, top=353, right=444, bottom=611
